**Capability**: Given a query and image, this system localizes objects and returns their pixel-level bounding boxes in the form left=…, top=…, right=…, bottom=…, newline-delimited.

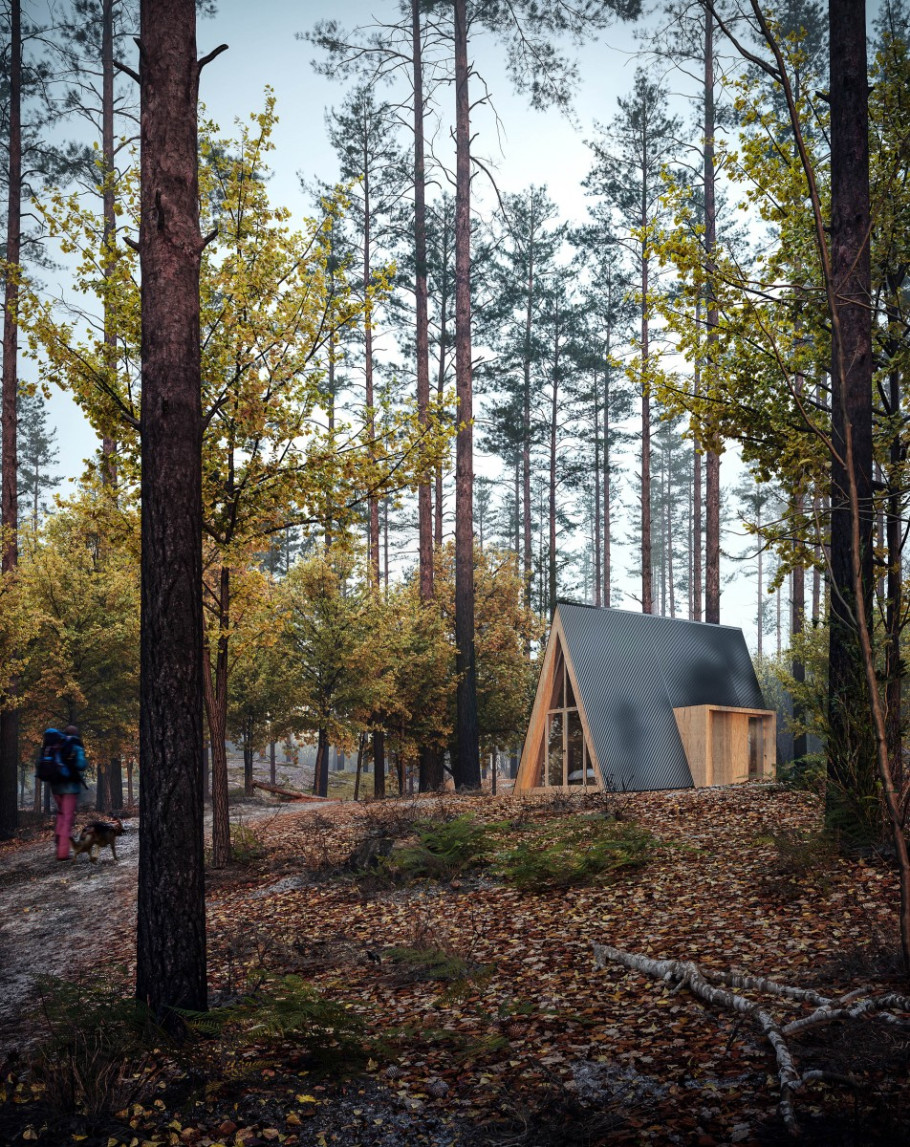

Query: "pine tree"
left=584, top=68, right=681, bottom=615
left=133, top=0, right=216, bottom=1023
left=16, top=388, right=60, bottom=530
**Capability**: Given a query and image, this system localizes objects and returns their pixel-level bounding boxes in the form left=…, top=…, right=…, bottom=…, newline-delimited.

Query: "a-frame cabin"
left=515, top=604, right=776, bottom=793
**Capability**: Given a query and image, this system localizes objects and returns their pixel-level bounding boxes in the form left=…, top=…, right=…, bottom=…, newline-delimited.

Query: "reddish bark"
left=0, top=0, right=21, bottom=840
left=135, top=0, right=210, bottom=1018
left=452, top=0, right=480, bottom=789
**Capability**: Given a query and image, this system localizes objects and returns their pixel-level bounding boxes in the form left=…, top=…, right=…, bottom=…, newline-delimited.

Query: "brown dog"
left=71, top=818, right=124, bottom=863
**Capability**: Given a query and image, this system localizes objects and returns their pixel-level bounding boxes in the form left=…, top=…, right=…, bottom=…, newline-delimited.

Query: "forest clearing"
left=1, top=785, right=908, bottom=1146
left=2, top=0, right=910, bottom=1144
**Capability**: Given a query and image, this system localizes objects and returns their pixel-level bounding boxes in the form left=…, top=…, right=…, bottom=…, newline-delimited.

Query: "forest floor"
left=0, top=783, right=908, bottom=1147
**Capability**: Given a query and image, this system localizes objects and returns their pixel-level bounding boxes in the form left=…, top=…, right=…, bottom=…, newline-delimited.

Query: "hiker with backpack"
left=37, top=725, right=88, bottom=860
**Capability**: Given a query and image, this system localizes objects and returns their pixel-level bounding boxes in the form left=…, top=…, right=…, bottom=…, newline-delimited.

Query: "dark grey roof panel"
left=651, top=614, right=767, bottom=711
left=556, top=604, right=767, bottom=792
left=559, top=606, right=694, bottom=791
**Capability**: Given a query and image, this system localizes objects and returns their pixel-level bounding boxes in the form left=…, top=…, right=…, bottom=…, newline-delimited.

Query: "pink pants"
left=53, top=793, right=78, bottom=859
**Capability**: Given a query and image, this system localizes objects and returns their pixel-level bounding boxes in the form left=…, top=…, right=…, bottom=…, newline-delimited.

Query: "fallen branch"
left=252, top=781, right=328, bottom=802
left=592, top=943, right=910, bottom=1136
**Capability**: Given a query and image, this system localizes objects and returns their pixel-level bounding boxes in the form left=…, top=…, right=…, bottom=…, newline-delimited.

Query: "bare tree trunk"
left=884, top=288, right=904, bottom=793
left=703, top=7, right=720, bottom=625
left=412, top=0, right=434, bottom=659
left=372, top=728, right=386, bottom=798
left=353, top=731, right=366, bottom=801
left=640, top=242, right=653, bottom=615
left=0, top=0, right=22, bottom=840
left=100, top=0, right=119, bottom=487
left=604, top=349, right=612, bottom=608
left=756, top=497, right=764, bottom=660
left=826, top=0, right=876, bottom=836
left=434, top=285, right=448, bottom=549
left=548, top=330, right=559, bottom=619
left=791, top=522, right=806, bottom=766
left=202, top=565, right=230, bottom=867
left=313, top=727, right=328, bottom=798
left=269, top=739, right=276, bottom=786
left=522, top=241, right=535, bottom=604
left=97, top=761, right=112, bottom=813
left=243, top=720, right=254, bottom=797
left=452, top=0, right=480, bottom=790
left=593, top=386, right=602, bottom=607
left=362, top=130, right=380, bottom=589
left=135, top=0, right=210, bottom=1020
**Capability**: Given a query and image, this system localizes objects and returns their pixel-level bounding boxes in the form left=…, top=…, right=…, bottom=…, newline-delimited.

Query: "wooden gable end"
left=515, top=612, right=601, bottom=792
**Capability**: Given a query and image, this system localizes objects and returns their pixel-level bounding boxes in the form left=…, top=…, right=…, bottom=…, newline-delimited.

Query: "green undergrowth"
left=496, top=815, right=656, bottom=891
left=382, top=813, right=502, bottom=881
left=27, top=972, right=367, bottom=1120
left=373, top=809, right=659, bottom=892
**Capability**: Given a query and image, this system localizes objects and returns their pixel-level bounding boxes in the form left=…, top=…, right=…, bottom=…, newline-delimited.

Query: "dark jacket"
left=50, top=737, right=87, bottom=796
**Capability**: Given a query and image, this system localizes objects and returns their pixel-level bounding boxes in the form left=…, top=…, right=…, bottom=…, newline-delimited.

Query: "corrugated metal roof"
left=557, top=604, right=767, bottom=792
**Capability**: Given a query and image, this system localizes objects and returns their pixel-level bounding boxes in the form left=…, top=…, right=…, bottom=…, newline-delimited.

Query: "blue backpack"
left=36, top=728, right=85, bottom=786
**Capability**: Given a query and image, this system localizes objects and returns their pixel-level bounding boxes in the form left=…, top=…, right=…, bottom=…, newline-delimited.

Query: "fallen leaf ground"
left=1, top=784, right=908, bottom=1146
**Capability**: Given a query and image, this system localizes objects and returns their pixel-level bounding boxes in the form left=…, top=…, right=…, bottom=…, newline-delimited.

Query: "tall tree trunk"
left=243, top=720, right=253, bottom=797
left=692, top=328, right=703, bottom=622
left=269, top=738, right=276, bottom=785
left=791, top=550, right=806, bottom=766
left=97, top=761, right=112, bottom=813
left=704, top=6, right=720, bottom=625
left=202, top=565, right=230, bottom=868
left=452, top=0, right=480, bottom=789
left=603, top=347, right=612, bottom=608
left=593, top=383, right=602, bottom=607
left=522, top=239, right=535, bottom=604
left=135, top=0, right=209, bottom=1020
left=884, top=285, right=904, bottom=793
left=640, top=246, right=653, bottom=615
left=314, top=726, right=328, bottom=798
left=100, top=0, right=118, bottom=487
left=548, top=331, right=559, bottom=619
left=413, top=0, right=433, bottom=603
left=826, top=0, right=876, bottom=838
left=372, top=728, right=385, bottom=798
left=363, top=136, right=380, bottom=589
left=756, top=498, right=763, bottom=661
left=353, top=731, right=366, bottom=801
left=434, top=281, right=448, bottom=548
left=0, top=0, right=22, bottom=840
left=411, top=1, right=443, bottom=793
left=107, top=759, right=123, bottom=808
left=667, top=435, right=676, bottom=618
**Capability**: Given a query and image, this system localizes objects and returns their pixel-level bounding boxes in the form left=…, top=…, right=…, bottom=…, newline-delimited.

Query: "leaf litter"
left=1, top=784, right=908, bottom=1145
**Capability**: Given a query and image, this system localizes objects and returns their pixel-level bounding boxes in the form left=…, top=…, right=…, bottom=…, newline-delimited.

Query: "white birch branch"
left=592, top=943, right=909, bottom=1137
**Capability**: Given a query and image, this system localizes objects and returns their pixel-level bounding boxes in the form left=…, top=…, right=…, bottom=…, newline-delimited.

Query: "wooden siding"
left=673, top=705, right=776, bottom=786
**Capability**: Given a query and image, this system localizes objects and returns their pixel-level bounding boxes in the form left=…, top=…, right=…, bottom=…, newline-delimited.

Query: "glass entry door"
left=543, top=646, right=596, bottom=788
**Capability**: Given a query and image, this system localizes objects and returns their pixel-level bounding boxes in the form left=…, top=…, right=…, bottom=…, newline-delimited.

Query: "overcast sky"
left=46, top=0, right=646, bottom=478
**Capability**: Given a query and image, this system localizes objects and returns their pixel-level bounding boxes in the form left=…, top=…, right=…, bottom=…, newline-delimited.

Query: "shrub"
left=28, top=974, right=166, bottom=1119
left=496, top=817, right=655, bottom=892
left=386, top=814, right=496, bottom=882
left=205, top=974, right=367, bottom=1073
left=384, top=945, right=474, bottom=983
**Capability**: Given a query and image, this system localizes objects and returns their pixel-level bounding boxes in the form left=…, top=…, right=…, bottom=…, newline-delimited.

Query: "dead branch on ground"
left=593, top=942, right=910, bottom=1136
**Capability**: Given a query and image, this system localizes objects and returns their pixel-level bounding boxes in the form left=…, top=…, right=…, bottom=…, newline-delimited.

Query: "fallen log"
left=252, top=781, right=328, bottom=802
left=592, top=942, right=910, bottom=1136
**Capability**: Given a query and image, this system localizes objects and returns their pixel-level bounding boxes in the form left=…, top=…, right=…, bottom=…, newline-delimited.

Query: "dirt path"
left=0, top=800, right=337, bottom=1052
